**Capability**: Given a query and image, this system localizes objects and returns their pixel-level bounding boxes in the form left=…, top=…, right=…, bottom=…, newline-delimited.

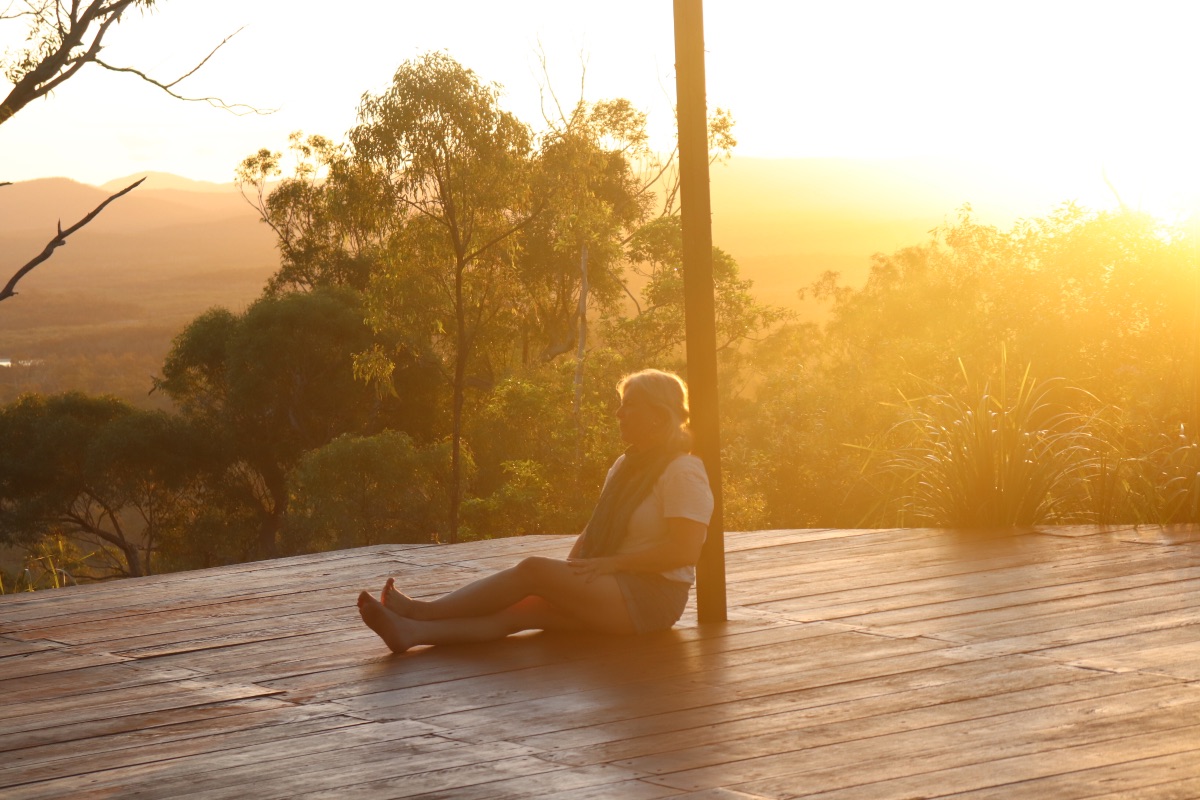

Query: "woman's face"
left=616, top=390, right=667, bottom=447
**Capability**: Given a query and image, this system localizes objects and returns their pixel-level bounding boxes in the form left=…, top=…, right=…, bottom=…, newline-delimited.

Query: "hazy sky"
left=4, top=0, right=1197, bottom=217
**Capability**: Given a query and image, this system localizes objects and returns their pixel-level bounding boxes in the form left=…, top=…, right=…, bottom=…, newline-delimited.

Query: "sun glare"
left=3, top=0, right=1197, bottom=227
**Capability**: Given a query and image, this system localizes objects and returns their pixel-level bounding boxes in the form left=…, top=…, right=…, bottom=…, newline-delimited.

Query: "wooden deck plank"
left=907, top=749, right=1200, bottom=800
left=2, top=661, right=202, bottom=704
left=261, top=621, right=817, bottom=707
left=0, top=696, right=294, bottom=752
left=0, top=636, right=54, bottom=656
left=434, top=647, right=982, bottom=750
left=605, top=675, right=1184, bottom=782
left=741, top=544, right=1199, bottom=613
left=783, top=567, right=1200, bottom=631
left=849, top=593, right=1200, bottom=650
left=1088, top=776, right=1200, bottom=800
left=491, top=654, right=1048, bottom=751
left=772, top=721, right=1200, bottom=799
left=0, top=646, right=126, bottom=681
left=0, top=708, right=369, bottom=788
left=644, top=703, right=1200, bottom=797
left=6, top=724, right=468, bottom=800
left=0, top=701, right=360, bottom=775
left=285, top=755, right=599, bottom=800
left=375, top=765, right=680, bottom=800
left=1, top=524, right=1197, bottom=799
left=527, top=659, right=1113, bottom=768
left=329, top=629, right=947, bottom=725
left=0, top=677, right=285, bottom=738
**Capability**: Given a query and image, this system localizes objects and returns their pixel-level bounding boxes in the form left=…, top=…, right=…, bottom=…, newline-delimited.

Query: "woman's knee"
left=514, top=556, right=564, bottom=585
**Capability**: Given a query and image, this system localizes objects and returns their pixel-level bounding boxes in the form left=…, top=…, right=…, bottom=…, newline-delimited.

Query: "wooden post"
left=673, top=0, right=726, bottom=623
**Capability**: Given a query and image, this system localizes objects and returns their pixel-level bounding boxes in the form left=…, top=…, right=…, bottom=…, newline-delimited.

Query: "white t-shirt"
left=602, top=453, right=714, bottom=585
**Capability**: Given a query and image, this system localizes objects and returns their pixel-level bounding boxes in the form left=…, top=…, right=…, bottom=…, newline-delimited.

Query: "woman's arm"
left=568, top=517, right=706, bottom=580
left=568, top=531, right=586, bottom=559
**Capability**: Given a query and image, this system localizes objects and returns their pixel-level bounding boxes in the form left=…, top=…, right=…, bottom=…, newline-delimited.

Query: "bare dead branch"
left=0, top=177, right=144, bottom=303
left=163, top=26, right=245, bottom=89
left=0, top=3, right=35, bottom=20
left=94, top=27, right=274, bottom=115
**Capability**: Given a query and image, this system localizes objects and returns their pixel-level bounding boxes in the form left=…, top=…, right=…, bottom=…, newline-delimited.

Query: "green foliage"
left=1137, top=426, right=1200, bottom=524
left=154, top=287, right=439, bottom=562
left=864, top=359, right=1104, bottom=528
left=719, top=320, right=870, bottom=529
left=236, top=133, right=379, bottom=294
left=459, top=460, right=554, bottom=540
left=11, top=52, right=1198, bottom=583
left=721, top=206, right=1200, bottom=530
left=0, top=392, right=201, bottom=577
left=462, top=355, right=630, bottom=538
left=285, top=431, right=457, bottom=551
left=601, top=216, right=788, bottom=366
left=1086, top=419, right=1200, bottom=526
left=516, top=98, right=655, bottom=361
left=346, top=52, right=540, bottom=540
left=816, top=206, right=1198, bottom=422
left=0, top=534, right=94, bottom=593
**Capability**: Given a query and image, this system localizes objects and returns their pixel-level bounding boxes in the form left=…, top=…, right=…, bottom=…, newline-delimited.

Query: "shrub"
left=868, top=360, right=1105, bottom=528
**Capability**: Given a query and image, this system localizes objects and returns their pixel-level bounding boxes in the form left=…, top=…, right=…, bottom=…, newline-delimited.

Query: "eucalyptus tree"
left=236, top=133, right=384, bottom=294
left=156, top=288, right=435, bottom=558
left=0, top=392, right=202, bottom=578
left=345, top=52, right=537, bottom=542
left=520, top=99, right=654, bottom=362
left=599, top=216, right=787, bottom=367
left=285, top=431, right=455, bottom=552
left=237, top=53, right=736, bottom=541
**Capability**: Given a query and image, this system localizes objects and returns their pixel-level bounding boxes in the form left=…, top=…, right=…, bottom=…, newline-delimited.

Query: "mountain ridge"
left=2, top=156, right=1079, bottom=317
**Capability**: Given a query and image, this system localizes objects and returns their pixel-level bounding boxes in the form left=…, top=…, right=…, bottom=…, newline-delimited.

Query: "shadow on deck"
left=2, top=525, right=1200, bottom=799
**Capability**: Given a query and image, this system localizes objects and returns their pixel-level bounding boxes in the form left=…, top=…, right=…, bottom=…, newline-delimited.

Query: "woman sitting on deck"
left=357, top=368, right=715, bottom=653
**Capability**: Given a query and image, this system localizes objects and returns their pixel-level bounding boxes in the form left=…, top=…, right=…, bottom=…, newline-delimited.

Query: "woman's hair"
left=617, top=368, right=693, bottom=450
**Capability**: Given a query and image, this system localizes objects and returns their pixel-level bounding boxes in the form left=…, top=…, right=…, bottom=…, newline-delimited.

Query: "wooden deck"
left=3, top=525, right=1200, bottom=799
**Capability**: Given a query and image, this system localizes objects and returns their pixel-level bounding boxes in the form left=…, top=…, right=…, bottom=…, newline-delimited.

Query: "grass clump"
left=867, top=357, right=1104, bottom=528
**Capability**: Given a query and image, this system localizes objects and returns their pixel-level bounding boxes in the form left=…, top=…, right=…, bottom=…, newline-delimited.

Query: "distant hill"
left=0, top=175, right=278, bottom=407
left=0, top=176, right=277, bottom=345
left=0, top=158, right=1072, bottom=406
left=0, top=177, right=258, bottom=235
left=1, top=158, right=1065, bottom=314
left=706, top=156, right=1063, bottom=311
left=101, top=172, right=238, bottom=193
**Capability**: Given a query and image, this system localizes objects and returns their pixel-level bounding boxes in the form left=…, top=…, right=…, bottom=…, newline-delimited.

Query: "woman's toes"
left=358, top=593, right=412, bottom=654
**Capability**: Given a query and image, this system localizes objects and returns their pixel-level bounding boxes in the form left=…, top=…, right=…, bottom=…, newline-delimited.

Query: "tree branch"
left=0, top=177, right=144, bottom=303
left=94, top=27, right=275, bottom=116
left=462, top=211, right=541, bottom=265
left=0, top=0, right=137, bottom=125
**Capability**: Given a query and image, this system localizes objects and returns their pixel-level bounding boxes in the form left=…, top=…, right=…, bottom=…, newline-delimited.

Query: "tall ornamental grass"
left=1089, top=422, right=1200, bottom=525
left=868, top=361, right=1103, bottom=528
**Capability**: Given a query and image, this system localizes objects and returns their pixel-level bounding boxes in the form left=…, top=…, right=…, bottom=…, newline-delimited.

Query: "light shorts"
left=614, top=571, right=692, bottom=634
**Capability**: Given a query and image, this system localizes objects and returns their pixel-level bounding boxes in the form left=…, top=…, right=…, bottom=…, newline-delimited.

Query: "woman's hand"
left=567, top=556, right=620, bottom=582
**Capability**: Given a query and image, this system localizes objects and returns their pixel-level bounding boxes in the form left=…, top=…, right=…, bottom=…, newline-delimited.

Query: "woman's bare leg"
left=380, top=557, right=634, bottom=634
left=358, top=593, right=603, bottom=654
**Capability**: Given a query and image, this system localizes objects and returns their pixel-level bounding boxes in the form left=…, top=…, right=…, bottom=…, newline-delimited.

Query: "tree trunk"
left=449, top=259, right=467, bottom=544
left=121, top=539, right=144, bottom=578
left=573, top=244, right=589, bottom=471
left=259, top=465, right=286, bottom=559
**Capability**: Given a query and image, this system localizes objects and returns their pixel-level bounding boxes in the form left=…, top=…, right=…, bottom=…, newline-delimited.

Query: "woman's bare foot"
left=357, top=591, right=415, bottom=654
left=381, top=577, right=424, bottom=619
